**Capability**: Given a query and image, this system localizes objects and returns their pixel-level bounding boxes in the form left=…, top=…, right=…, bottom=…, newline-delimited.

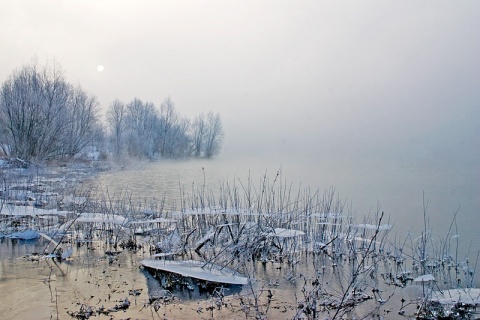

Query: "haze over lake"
left=96, top=150, right=480, bottom=260
left=1, top=2, right=479, bottom=318
left=2, top=0, right=479, bottom=262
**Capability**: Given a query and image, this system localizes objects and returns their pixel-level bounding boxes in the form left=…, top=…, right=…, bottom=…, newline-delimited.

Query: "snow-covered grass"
left=0, top=161, right=478, bottom=319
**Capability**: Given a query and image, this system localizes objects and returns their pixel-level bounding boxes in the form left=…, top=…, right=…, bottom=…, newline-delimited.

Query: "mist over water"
left=1, top=2, right=479, bottom=317
left=3, top=0, right=478, bottom=246
left=96, top=146, right=480, bottom=260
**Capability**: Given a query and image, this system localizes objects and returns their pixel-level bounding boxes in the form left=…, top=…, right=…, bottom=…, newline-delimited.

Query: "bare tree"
left=0, top=59, right=100, bottom=161
left=156, top=97, right=177, bottom=156
left=153, top=97, right=192, bottom=158
left=107, top=100, right=126, bottom=157
left=1, top=60, right=68, bottom=159
left=0, top=60, right=225, bottom=161
left=204, top=112, right=224, bottom=158
left=40, top=61, right=72, bottom=155
left=165, top=117, right=191, bottom=158
left=125, top=98, right=157, bottom=157
left=192, top=112, right=207, bottom=157
left=62, top=85, right=99, bottom=157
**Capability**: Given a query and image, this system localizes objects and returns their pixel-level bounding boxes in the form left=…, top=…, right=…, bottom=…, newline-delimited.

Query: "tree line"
left=107, top=98, right=223, bottom=159
left=0, top=60, right=224, bottom=161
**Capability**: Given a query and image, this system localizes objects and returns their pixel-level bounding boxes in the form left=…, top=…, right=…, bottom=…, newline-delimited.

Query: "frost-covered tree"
left=124, top=98, right=157, bottom=157
left=156, top=97, right=176, bottom=156
left=107, top=100, right=126, bottom=157
left=62, top=85, right=99, bottom=157
left=191, top=112, right=224, bottom=158
left=204, top=112, right=224, bottom=158
left=0, top=60, right=99, bottom=160
left=161, top=116, right=191, bottom=158
left=154, top=97, right=191, bottom=158
left=192, top=112, right=207, bottom=157
left=106, top=97, right=200, bottom=159
left=0, top=60, right=224, bottom=161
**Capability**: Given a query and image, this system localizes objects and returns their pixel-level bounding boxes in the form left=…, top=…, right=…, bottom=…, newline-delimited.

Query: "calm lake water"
left=0, top=152, right=478, bottom=319
left=95, top=152, right=480, bottom=260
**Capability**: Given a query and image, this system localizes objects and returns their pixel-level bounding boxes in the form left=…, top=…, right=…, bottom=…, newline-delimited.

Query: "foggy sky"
left=1, top=0, right=479, bottom=163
